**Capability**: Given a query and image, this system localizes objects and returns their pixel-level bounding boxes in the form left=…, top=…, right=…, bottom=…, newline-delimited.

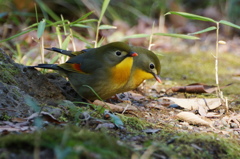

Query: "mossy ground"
left=1, top=48, right=240, bottom=158
left=161, top=50, right=240, bottom=99
left=0, top=127, right=131, bottom=159
left=0, top=61, right=19, bottom=85
left=0, top=124, right=239, bottom=159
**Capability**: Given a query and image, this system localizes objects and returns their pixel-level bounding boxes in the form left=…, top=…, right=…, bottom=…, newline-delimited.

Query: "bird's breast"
left=110, top=57, right=133, bottom=86
left=132, top=68, right=154, bottom=87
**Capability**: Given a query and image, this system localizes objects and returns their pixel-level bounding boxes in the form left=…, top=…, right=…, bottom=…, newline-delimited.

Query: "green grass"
left=161, top=51, right=240, bottom=97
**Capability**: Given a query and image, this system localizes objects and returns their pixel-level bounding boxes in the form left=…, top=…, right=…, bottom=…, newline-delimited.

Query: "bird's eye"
left=115, top=51, right=122, bottom=56
left=149, top=63, right=155, bottom=69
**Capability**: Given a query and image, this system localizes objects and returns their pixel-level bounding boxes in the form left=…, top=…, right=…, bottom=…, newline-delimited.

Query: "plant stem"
left=95, top=21, right=100, bottom=48
left=148, top=21, right=155, bottom=50
left=215, top=22, right=221, bottom=96
left=40, top=37, right=44, bottom=64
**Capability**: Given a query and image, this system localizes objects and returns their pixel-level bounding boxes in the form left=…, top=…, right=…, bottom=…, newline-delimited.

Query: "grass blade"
left=37, top=19, right=46, bottom=38
left=71, top=11, right=94, bottom=24
left=154, top=33, right=200, bottom=40
left=70, top=24, right=92, bottom=28
left=98, top=25, right=117, bottom=30
left=79, top=19, right=98, bottom=23
left=99, top=0, right=110, bottom=23
left=36, top=0, right=60, bottom=21
left=0, top=28, right=35, bottom=43
left=62, top=35, right=71, bottom=50
left=165, top=11, right=216, bottom=23
left=45, top=19, right=69, bottom=27
left=219, top=20, right=240, bottom=30
left=189, top=26, right=217, bottom=35
left=23, top=23, right=39, bottom=30
left=124, top=34, right=150, bottom=39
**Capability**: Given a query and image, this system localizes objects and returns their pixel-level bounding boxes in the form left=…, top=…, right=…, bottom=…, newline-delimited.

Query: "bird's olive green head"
left=97, top=42, right=137, bottom=67
left=132, top=46, right=161, bottom=82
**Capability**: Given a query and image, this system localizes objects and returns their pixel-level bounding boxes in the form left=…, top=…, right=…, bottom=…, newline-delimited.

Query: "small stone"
left=230, top=122, right=238, bottom=128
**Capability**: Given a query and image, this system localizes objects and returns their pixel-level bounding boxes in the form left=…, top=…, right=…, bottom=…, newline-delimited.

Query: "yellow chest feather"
left=132, top=69, right=154, bottom=87
left=111, top=57, right=133, bottom=85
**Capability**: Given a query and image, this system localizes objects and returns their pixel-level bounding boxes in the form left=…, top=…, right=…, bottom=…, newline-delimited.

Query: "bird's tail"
left=45, top=47, right=73, bottom=57
left=45, top=47, right=90, bottom=56
left=29, top=64, right=59, bottom=70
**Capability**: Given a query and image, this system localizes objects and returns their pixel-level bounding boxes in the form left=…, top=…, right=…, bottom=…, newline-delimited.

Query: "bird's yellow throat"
left=111, top=57, right=133, bottom=85
left=132, top=69, right=154, bottom=87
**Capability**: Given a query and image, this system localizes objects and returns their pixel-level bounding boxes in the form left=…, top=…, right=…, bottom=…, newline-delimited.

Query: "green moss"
left=161, top=51, right=240, bottom=98
left=0, top=126, right=131, bottom=159
left=140, top=130, right=240, bottom=159
left=170, top=133, right=240, bottom=158
left=0, top=120, right=239, bottom=158
left=0, top=63, right=19, bottom=84
left=0, top=113, right=11, bottom=121
left=118, top=114, right=154, bottom=131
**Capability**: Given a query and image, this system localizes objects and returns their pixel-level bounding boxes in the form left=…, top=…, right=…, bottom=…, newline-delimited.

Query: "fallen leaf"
left=95, top=123, right=115, bottom=130
left=26, top=112, right=65, bottom=124
left=12, top=117, right=28, bottom=123
left=162, top=97, right=222, bottom=110
left=198, top=104, right=207, bottom=117
left=191, top=143, right=203, bottom=151
left=171, top=83, right=232, bottom=93
left=142, top=129, right=161, bottom=134
left=0, top=126, right=20, bottom=133
left=140, top=145, right=156, bottom=159
left=228, top=113, right=240, bottom=128
left=93, top=100, right=138, bottom=112
left=171, top=83, right=217, bottom=93
left=205, top=112, right=222, bottom=118
left=129, top=91, right=146, bottom=101
left=176, top=112, right=210, bottom=126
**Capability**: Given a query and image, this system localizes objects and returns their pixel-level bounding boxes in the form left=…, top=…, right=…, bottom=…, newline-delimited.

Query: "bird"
left=31, top=42, right=161, bottom=100
left=121, top=46, right=161, bottom=92
left=31, top=42, right=138, bottom=100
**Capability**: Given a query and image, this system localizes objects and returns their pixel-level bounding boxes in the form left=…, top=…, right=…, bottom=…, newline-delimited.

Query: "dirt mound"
left=0, top=49, right=80, bottom=117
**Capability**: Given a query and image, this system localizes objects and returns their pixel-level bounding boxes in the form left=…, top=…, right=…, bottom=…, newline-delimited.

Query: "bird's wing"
left=71, top=49, right=93, bottom=56
left=58, top=63, right=89, bottom=74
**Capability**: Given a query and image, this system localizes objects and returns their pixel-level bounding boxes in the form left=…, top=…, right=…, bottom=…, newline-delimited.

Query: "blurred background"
left=1, top=0, right=240, bottom=60
left=1, top=0, right=240, bottom=91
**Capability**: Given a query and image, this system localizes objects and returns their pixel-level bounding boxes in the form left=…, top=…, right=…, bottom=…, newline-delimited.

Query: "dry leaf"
left=129, top=91, right=146, bottom=101
left=163, top=97, right=222, bottom=110
left=171, top=83, right=217, bottom=93
left=26, top=112, right=65, bottom=124
left=142, top=129, right=161, bottom=134
left=171, top=83, right=232, bottom=93
left=93, top=100, right=137, bottom=112
left=0, top=126, right=20, bottom=133
left=177, top=112, right=210, bottom=126
left=205, top=112, right=221, bottom=118
left=95, top=123, right=115, bottom=130
left=228, top=113, right=240, bottom=128
left=140, top=145, right=156, bottom=159
left=12, top=117, right=28, bottom=123
left=198, top=104, right=208, bottom=116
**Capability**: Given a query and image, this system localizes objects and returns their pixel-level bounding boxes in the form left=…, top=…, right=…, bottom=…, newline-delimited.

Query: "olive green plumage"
left=33, top=42, right=137, bottom=100
left=32, top=42, right=161, bottom=100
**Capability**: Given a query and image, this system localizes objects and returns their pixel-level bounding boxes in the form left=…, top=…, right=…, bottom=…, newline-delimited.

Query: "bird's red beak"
left=130, top=52, right=138, bottom=57
left=154, top=74, right=162, bottom=83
